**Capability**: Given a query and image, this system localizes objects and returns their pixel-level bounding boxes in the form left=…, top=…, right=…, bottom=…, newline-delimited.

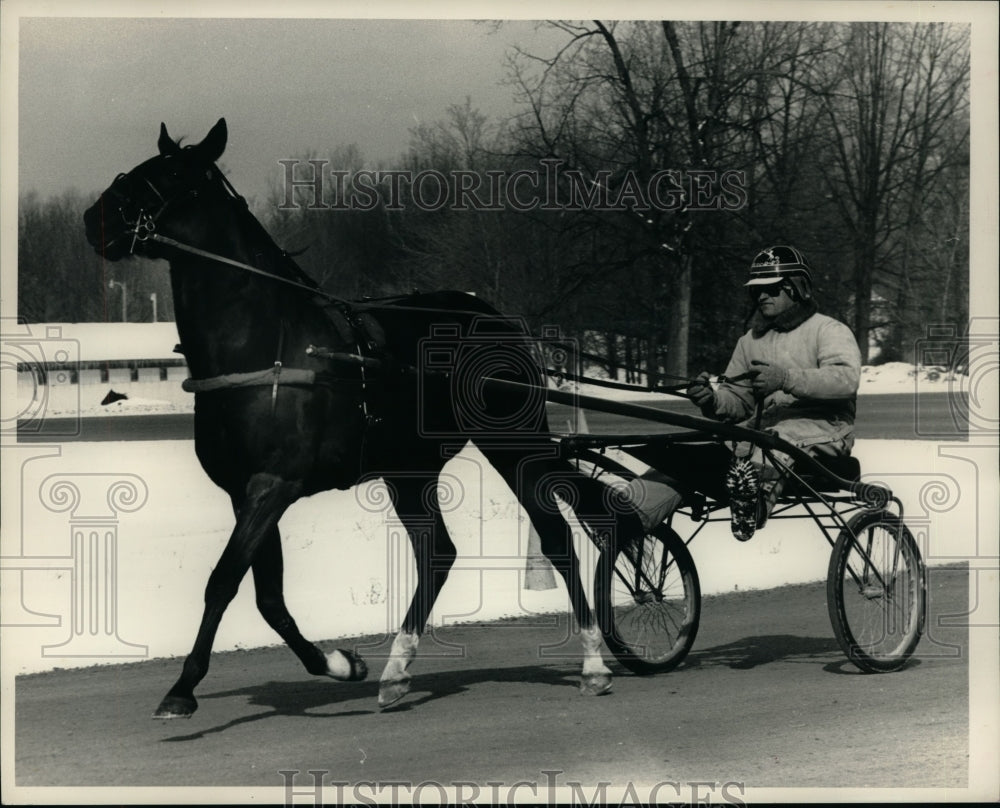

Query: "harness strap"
left=305, top=345, right=383, bottom=369
left=272, top=325, right=285, bottom=414
left=182, top=367, right=316, bottom=393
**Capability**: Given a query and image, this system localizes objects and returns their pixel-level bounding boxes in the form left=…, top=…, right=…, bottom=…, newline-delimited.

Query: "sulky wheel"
left=595, top=525, right=701, bottom=675
left=827, top=510, right=926, bottom=673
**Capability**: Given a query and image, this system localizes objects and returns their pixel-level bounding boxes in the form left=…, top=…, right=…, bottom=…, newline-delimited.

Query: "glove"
left=687, top=371, right=716, bottom=415
left=749, top=361, right=788, bottom=397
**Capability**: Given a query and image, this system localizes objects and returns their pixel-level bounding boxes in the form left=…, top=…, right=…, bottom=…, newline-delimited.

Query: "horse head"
left=83, top=118, right=229, bottom=262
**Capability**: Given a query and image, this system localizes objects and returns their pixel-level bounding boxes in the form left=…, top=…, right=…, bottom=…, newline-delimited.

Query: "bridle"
left=102, top=174, right=160, bottom=255
left=109, top=159, right=335, bottom=301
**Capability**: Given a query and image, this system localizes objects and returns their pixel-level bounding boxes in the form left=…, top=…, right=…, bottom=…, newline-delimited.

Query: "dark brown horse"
left=83, top=119, right=643, bottom=717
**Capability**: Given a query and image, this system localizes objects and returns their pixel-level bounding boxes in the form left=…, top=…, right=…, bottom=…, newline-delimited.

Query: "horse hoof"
left=341, top=649, right=368, bottom=681
left=153, top=695, right=197, bottom=719
left=378, top=678, right=411, bottom=710
left=580, top=673, right=613, bottom=696
left=325, top=648, right=369, bottom=681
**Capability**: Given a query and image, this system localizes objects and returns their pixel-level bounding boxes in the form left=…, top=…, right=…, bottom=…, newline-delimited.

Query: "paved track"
left=14, top=564, right=969, bottom=796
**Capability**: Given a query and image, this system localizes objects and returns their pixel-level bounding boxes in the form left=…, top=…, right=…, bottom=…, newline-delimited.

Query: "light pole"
left=108, top=280, right=127, bottom=322
left=149, top=292, right=158, bottom=323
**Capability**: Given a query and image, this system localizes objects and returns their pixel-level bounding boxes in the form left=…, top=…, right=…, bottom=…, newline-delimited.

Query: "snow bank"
left=11, top=322, right=181, bottom=362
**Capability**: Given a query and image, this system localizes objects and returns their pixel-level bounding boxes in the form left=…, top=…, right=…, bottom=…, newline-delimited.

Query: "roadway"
left=13, top=565, right=970, bottom=793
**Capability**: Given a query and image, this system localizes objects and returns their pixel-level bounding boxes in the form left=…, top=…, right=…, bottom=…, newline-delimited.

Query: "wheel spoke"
left=597, top=526, right=701, bottom=674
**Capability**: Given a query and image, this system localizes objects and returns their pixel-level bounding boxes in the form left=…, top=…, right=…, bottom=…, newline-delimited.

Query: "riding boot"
left=725, top=457, right=760, bottom=542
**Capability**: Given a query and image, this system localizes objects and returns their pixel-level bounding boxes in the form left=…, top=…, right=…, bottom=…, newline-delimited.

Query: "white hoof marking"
left=378, top=630, right=420, bottom=708
left=324, top=650, right=350, bottom=679
left=579, top=623, right=613, bottom=693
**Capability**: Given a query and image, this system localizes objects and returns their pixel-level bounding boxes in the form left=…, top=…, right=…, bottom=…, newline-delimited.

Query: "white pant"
left=625, top=470, right=684, bottom=533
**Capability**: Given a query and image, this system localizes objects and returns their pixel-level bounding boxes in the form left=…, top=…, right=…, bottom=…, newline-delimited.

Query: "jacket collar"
left=749, top=298, right=819, bottom=337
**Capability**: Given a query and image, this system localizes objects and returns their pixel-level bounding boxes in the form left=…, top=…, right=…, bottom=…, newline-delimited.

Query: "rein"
left=127, top=172, right=384, bottom=403
left=543, top=366, right=757, bottom=399
left=123, top=168, right=752, bottom=405
left=125, top=183, right=535, bottom=325
left=146, top=232, right=332, bottom=300
left=124, top=165, right=346, bottom=304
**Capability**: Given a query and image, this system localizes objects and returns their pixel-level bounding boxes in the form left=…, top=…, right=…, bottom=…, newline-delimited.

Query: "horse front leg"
left=251, top=527, right=367, bottom=683
left=377, top=474, right=456, bottom=710
left=153, top=473, right=299, bottom=719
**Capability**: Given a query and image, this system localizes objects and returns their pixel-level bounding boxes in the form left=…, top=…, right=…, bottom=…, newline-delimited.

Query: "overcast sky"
left=10, top=5, right=996, bottom=210
left=16, top=16, right=564, bottom=203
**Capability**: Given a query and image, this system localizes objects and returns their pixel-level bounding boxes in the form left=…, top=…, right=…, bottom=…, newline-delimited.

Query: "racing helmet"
left=746, top=245, right=813, bottom=300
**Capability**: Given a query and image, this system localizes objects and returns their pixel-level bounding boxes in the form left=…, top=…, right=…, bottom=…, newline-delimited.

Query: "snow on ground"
left=90, top=395, right=184, bottom=414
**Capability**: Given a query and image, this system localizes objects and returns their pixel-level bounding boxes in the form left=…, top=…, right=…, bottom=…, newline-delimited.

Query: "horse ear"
left=158, top=123, right=180, bottom=156
left=195, top=118, right=228, bottom=163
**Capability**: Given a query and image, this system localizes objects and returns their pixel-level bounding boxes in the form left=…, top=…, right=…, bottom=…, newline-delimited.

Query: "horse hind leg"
left=251, top=527, right=367, bottom=682
left=483, top=449, right=613, bottom=696
left=560, top=470, right=649, bottom=695
left=534, top=506, right=614, bottom=696
left=542, top=465, right=652, bottom=695
left=153, top=473, right=299, bottom=719
left=377, top=473, right=457, bottom=710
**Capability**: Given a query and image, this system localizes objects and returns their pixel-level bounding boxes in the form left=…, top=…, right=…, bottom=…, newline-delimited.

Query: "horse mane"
left=217, top=176, right=323, bottom=293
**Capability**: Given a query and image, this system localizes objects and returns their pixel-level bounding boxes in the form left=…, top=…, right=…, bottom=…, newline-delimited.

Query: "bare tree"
left=506, top=21, right=829, bottom=380
left=818, top=22, right=970, bottom=361
left=18, top=190, right=172, bottom=323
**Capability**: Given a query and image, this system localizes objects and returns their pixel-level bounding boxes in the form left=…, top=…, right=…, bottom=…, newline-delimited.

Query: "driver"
left=625, top=245, right=863, bottom=541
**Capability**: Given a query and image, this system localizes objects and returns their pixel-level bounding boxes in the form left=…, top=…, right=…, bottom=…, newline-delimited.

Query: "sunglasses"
left=754, top=283, right=789, bottom=297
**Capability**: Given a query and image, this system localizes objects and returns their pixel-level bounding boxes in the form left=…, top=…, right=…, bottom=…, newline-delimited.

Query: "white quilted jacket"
left=711, top=312, right=862, bottom=454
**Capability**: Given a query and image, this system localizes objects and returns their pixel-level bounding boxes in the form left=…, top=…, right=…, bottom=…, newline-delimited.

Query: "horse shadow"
left=159, top=635, right=925, bottom=741
left=159, top=663, right=580, bottom=742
